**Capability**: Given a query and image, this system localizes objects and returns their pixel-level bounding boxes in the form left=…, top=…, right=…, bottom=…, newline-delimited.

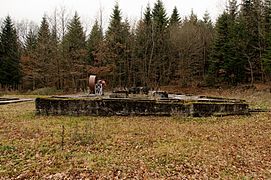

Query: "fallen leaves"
left=1, top=92, right=271, bottom=178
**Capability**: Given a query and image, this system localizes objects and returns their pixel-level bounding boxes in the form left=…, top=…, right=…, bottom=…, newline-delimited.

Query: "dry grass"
left=1, top=90, right=271, bottom=179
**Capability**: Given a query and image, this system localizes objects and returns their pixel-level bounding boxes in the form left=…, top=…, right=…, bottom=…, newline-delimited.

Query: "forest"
left=1, top=0, right=271, bottom=91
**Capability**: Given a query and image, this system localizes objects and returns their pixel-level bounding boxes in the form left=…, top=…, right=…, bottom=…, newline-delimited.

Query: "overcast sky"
left=0, top=0, right=227, bottom=28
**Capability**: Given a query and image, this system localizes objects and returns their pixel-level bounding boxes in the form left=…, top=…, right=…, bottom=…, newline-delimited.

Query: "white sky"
left=0, top=0, right=227, bottom=29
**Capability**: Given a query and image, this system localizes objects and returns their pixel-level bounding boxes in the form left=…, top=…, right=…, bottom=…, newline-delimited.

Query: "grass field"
left=1, top=89, right=271, bottom=179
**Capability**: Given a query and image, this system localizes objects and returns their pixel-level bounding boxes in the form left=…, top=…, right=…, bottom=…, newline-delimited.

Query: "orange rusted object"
left=100, top=80, right=106, bottom=87
left=89, top=75, right=97, bottom=93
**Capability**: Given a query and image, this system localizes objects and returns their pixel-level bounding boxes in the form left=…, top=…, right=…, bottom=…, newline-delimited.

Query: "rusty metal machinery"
left=88, top=75, right=96, bottom=94
left=89, top=75, right=106, bottom=95
left=95, top=80, right=103, bottom=95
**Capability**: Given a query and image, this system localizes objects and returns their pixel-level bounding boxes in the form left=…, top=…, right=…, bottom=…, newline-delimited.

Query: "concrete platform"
left=0, top=97, right=34, bottom=105
left=35, top=94, right=249, bottom=117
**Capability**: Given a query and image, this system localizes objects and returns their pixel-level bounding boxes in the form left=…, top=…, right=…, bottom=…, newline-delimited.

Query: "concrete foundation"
left=0, top=97, right=33, bottom=105
left=35, top=94, right=249, bottom=117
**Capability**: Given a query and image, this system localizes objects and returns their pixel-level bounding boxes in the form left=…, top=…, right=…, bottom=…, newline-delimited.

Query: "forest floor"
left=1, top=86, right=271, bottom=179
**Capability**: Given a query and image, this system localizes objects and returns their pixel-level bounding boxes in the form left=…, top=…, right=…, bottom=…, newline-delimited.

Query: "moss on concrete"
left=35, top=96, right=249, bottom=117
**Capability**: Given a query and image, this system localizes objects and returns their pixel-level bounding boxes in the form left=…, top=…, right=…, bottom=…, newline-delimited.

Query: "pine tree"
left=239, top=0, right=262, bottom=84
left=201, top=11, right=214, bottom=77
left=134, top=5, right=153, bottom=86
left=225, top=2, right=247, bottom=85
left=63, top=12, right=87, bottom=90
left=34, top=16, right=55, bottom=88
left=105, top=3, right=122, bottom=86
left=168, top=7, right=181, bottom=82
left=152, top=0, right=168, bottom=31
left=0, top=16, right=21, bottom=89
left=106, top=3, right=130, bottom=49
left=208, top=12, right=231, bottom=85
left=87, top=19, right=103, bottom=65
left=208, top=6, right=246, bottom=86
left=189, top=10, right=198, bottom=25
left=203, top=11, right=212, bottom=28
left=170, top=6, right=181, bottom=26
left=106, top=3, right=122, bottom=43
left=144, top=4, right=152, bottom=26
left=263, top=0, right=271, bottom=36
left=51, top=19, right=63, bottom=89
left=105, top=3, right=132, bottom=87
left=262, top=0, right=271, bottom=78
left=25, top=30, right=37, bottom=52
left=225, top=17, right=246, bottom=85
left=64, top=12, right=86, bottom=50
left=151, top=0, right=169, bottom=85
left=21, top=29, right=37, bottom=89
left=263, top=49, right=271, bottom=79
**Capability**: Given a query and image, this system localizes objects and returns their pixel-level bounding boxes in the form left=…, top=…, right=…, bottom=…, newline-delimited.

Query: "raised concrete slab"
left=0, top=98, right=34, bottom=105
left=35, top=94, right=249, bottom=117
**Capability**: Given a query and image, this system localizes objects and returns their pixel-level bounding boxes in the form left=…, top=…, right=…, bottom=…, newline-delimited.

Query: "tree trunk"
left=248, top=58, right=254, bottom=87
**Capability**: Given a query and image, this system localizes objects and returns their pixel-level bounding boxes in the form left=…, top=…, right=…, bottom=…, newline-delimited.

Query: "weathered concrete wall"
left=35, top=97, right=249, bottom=117
left=191, top=103, right=249, bottom=117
